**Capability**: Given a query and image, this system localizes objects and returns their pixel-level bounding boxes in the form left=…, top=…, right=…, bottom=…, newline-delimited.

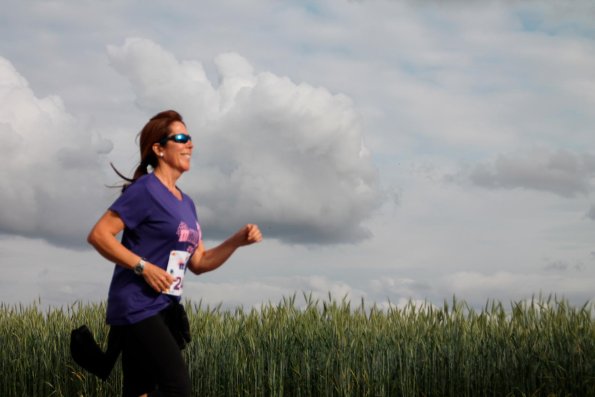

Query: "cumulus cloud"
left=107, top=38, right=381, bottom=244
left=0, top=57, right=113, bottom=247
left=459, top=148, right=595, bottom=197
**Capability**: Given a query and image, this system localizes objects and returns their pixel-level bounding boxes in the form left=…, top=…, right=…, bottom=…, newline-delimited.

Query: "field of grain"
left=1, top=295, right=594, bottom=396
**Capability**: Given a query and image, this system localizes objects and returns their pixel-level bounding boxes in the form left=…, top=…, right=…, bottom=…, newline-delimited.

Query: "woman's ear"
left=152, top=143, right=164, bottom=158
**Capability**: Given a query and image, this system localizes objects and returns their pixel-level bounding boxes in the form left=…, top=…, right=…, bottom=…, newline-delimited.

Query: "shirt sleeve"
left=109, top=180, right=151, bottom=230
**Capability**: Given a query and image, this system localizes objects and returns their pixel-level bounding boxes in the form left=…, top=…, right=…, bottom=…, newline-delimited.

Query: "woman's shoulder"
left=121, top=173, right=153, bottom=195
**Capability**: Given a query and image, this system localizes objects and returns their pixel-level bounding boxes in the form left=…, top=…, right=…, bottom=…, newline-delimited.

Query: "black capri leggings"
left=120, top=311, right=191, bottom=397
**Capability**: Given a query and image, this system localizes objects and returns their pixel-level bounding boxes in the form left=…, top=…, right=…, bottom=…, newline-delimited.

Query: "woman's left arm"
left=188, top=224, right=262, bottom=275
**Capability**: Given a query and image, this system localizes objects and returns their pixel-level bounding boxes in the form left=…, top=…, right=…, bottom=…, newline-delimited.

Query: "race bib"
left=164, top=250, right=190, bottom=296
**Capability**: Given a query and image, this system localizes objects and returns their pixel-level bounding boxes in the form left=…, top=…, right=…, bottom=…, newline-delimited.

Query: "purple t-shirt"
left=106, top=173, right=202, bottom=325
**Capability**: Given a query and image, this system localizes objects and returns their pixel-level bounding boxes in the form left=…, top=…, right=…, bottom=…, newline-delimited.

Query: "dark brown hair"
left=111, top=110, right=185, bottom=189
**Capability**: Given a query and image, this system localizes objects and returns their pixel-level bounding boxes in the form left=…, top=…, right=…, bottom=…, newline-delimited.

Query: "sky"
left=1, top=0, right=594, bottom=311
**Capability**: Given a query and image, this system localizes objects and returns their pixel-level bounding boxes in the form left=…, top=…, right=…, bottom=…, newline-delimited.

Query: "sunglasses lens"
left=173, top=134, right=191, bottom=143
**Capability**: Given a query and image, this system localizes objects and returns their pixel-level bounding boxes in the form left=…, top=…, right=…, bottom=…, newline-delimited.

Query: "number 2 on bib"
left=164, top=250, right=190, bottom=296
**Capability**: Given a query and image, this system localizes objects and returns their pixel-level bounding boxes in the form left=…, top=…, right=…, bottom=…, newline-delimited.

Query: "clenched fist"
left=231, top=224, right=263, bottom=247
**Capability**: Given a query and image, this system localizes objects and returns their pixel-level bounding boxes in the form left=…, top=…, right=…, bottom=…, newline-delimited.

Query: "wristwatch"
left=133, top=259, right=146, bottom=275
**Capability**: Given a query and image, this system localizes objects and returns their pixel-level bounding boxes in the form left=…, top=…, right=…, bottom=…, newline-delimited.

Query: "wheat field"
left=1, top=295, right=594, bottom=397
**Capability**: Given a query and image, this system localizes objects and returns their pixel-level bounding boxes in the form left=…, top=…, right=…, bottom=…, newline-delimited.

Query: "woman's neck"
left=153, top=168, right=180, bottom=192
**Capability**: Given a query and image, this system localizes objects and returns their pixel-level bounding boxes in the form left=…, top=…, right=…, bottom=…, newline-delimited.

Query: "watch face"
left=134, top=263, right=144, bottom=275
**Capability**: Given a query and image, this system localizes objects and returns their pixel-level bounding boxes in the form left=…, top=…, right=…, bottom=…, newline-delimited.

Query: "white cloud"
left=182, top=269, right=595, bottom=312
left=0, top=57, right=113, bottom=247
left=107, top=38, right=382, bottom=244
left=182, top=275, right=368, bottom=309
left=0, top=235, right=113, bottom=307
left=369, top=276, right=431, bottom=298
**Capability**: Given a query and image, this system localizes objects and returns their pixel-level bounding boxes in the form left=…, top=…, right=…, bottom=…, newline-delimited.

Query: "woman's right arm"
left=87, top=210, right=174, bottom=293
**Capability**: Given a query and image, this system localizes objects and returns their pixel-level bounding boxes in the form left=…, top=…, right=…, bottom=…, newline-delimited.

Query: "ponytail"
left=132, top=159, right=150, bottom=181
left=109, top=163, right=135, bottom=192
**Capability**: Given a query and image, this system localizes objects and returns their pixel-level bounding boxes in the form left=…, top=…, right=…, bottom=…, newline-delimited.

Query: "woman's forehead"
left=169, top=121, right=187, bottom=133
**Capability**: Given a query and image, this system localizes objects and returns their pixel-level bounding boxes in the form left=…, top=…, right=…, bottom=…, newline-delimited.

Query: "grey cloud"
left=586, top=205, right=595, bottom=221
left=440, top=271, right=594, bottom=308
left=544, top=260, right=569, bottom=272
left=463, top=148, right=595, bottom=197
left=107, top=38, right=382, bottom=244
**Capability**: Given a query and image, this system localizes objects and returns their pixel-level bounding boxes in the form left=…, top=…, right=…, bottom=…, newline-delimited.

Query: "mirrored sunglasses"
left=160, top=133, right=192, bottom=145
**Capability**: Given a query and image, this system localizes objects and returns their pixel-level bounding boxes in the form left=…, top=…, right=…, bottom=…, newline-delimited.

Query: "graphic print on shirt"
left=177, top=221, right=201, bottom=253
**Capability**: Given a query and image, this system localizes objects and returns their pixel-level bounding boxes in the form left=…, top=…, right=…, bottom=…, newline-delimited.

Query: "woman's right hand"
left=142, top=262, right=175, bottom=293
